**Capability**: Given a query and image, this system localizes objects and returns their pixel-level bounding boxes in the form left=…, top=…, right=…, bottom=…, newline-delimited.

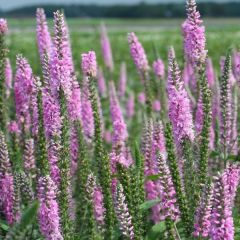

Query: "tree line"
left=1, top=2, right=240, bottom=18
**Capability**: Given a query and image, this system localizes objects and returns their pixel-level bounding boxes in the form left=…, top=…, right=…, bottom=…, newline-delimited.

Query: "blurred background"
left=0, top=0, right=240, bottom=76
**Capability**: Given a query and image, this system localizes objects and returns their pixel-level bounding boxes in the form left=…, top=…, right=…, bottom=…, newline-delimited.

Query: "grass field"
left=6, top=18, right=240, bottom=77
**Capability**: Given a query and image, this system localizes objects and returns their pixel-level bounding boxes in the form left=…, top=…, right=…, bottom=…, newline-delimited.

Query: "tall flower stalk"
left=0, top=19, right=8, bottom=131
left=164, top=123, right=191, bottom=236
left=100, top=23, right=114, bottom=72
left=51, top=11, right=74, bottom=238
left=36, top=8, right=52, bottom=63
left=81, top=51, right=115, bottom=238
left=128, top=32, right=152, bottom=116
left=219, top=51, right=232, bottom=164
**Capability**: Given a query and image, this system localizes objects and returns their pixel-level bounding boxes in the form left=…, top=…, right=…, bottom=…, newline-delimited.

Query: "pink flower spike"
left=0, top=19, right=8, bottom=34
left=81, top=51, right=97, bottom=78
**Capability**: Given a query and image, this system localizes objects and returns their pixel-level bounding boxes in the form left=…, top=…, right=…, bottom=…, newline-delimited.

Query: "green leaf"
left=0, top=220, right=9, bottom=231
left=209, top=151, right=220, bottom=158
left=5, top=201, right=39, bottom=240
left=139, top=199, right=160, bottom=211
left=145, top=174, right=160, bottom=181
left=151, top=221, right=166, bottom=233
left=146, top=221, right=166, bottom=240
left=134, top=141, right=142, bottom=170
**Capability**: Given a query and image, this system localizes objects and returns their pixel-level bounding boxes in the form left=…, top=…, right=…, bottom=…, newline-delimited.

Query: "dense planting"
left=0, top=0, right=240, bottom=239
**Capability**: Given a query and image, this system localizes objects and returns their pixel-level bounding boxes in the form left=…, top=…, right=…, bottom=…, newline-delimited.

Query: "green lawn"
left=5, top=17, right=240, bottom=78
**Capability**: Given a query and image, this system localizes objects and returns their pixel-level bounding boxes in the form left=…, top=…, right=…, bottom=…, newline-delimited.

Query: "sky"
left=0, top=0, right=237, bottom=10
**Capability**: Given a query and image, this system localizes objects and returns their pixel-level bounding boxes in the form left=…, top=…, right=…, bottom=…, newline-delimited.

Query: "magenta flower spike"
left=183, top=0, right=206, bottom=65
left=224, top=163, right=240, bottom=206
left=126, top=94, right=135, bottom=119
left=152, top=122, right=166, bottom=160
left=210, top=171, right=235, bottom=240
left=114, top=184, right=134, bottom=240
left=81, top=51, right=97, bottom=78
left=42, top=83, right=62, bottom=184
left=81, top=78, right=94, bottom=141
left=38, top=175, right=63, bottom=240
left=0, top=19, right=8, bottom=34
left=153, top=58, right=165, bottom=79
left=138, top=92, right=146, bottom=104
left=128, top=32, right=149, bottom=75
left=23, top=138, right=36, bottom=173
left=0, top=131, right=15, bottom=225
left=36, top=8, right=52, bottom=63
left=182, top=61, right=196, bottom=89
left=232, top=50, right=240, bottom=83
left=50, top=10, right=73, bottom=99
left=206, top=57, right=215, bottom=87
left=5, top=58, right=12, bottom=99
left=152, top=99, right=161, bottom=112
left=193, top=184, right=213, bottom=238
left=118, top=62, right=127, bottom=98
left=68, top=80, right=82, bottom=122
left=155, top=154, right=180, bottom=222
left=14, top=55, right=34, bottom=133
left=68, top=80, right=82, bottom=172
left=100, top=23, right=114, bottom=72
left=97, top=67, right=106, bottom=97
left=93, top=186, right=106, bottom=228
left=7, top=121, right=20, bottom=135
left=167, top=47, right=195, bottom=144
left=0, top=174, right=15, bottom=224
left=109, top=81, right=128, bottom=148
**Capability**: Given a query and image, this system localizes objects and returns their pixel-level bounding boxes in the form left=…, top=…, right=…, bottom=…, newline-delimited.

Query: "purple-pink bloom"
left=193, top=184, right=213, bottom=238
left=14, top=55, right=34, bottom=133
left=100, top=23, right=114, bottom=72
left=81, top=78, right=94, bottom=141
left=152, top=122, right=166, bottom=160
left=167, top=47, right=195, bottom=143
left=126, top=94, right=135, bottom=119
left=38, top=175, right=63, bottom=240
left=5, top=58, right=12, bottom=99
left=153, top=58, right=165, bottom=79
left=232, top=50, right=240, bottom=83
left=155, top=154, right=179, bottom=222
left=152, top=99, right=161, bottom=112
left=210, top=171, right=235, bottom=240
left=50, top=11, right=73, bottom=99
left=0, top=19, right=8, bottom=34
left=118, top=62, right=127, bottom=98
left=0, top=131, right=16, bottom=225
left=138, top=92, right=146, bottom=104
left=36, top=8, right=52, bottom=63
left=81, top=51, right=97, bottom=78
left=42, top=84, right=61, bottom=184
left=224, top=163, right=240, bottom=206
left=42, top=87, right=62, bottom=140
left=0, top=174, right=15, bottom=225
left=128, top=32, right=149, bottom=74
left=7, top=121, right=20, bottom=135
left=97, top=67, right=106, bottom=97
left=182, top=61, right=196, bottom=89
left=206, top=57, right=215, bottom=87
left=182, top=0, right=206, bottom=65
left=114, top=184, right=134, bottom=240
left=23, top=138, right=36, bottom=173
left=68, top=80, right=82, bottom=122
left=93, top=186, right=105, bottom=228
left=109, top=81, right=128, bottom=147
